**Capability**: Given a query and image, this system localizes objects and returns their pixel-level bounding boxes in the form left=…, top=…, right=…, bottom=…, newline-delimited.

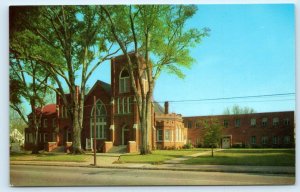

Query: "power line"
left=155, top=92, right=295, bottom=103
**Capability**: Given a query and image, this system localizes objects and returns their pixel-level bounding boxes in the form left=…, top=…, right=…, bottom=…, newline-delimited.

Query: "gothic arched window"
left=119, top=68, right=130, bottom=93
left=90, top=100, right=107, bottom=139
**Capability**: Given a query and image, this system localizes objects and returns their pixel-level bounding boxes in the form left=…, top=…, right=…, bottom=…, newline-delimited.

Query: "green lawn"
left=117, top=148, right=209, bottom=164
left=10, top=153, right=90, bottom=162
left=184, top=149, right=295, bottom=166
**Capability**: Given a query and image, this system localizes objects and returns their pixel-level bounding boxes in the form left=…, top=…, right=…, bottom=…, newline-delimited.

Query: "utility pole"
left=93, top=96, right=97, bottom=166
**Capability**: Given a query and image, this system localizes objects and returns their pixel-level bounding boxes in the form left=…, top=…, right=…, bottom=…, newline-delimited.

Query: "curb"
left=10, top=161, right=295, bottom=175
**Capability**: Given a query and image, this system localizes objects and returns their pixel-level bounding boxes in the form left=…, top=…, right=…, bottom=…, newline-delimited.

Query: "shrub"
left=183, top=143, right=193, bottom=149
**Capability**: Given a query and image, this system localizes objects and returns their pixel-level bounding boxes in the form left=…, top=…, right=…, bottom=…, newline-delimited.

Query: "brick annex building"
left=183, top=111, right=295, bottom=148
left=24, top=54, right=295, bottom=152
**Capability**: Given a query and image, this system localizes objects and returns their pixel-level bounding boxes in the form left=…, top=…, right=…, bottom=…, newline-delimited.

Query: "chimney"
left=164, top=101, right=169, bottom=114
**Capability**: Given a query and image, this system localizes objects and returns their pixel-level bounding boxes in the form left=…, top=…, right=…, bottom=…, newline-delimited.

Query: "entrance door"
left=122, top=128, right=130, bottom=145
left=222, top=137, right=230, bottom=148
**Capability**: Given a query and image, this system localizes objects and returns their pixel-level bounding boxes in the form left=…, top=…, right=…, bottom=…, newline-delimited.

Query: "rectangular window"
left=261, top=136, right=268, bottom=144
left=262, top=117, right=268, bottom=127
left=250, top=118, right=256, bottom=126
left=273, top=117, right=279, bottom=126
left=123, top=97, right=127, bottom=114
left=90, top=119, right=106, bottom=139
left=251, top=136, right=256, bottom=144
left=284, top=118, right=290, bottom=126
left=165, top=130, right=171, bottom=141
left=235, top=119, right=240, bottom=127
left=187, top=121, right=192, bottom=129
left=224, top=120, right=229, bottom=128
left=43, top=119, right=48, bottom=128
left=157, top=129, right=163, bottom=141
left=127, top=97, right=131, bottom=113
left=272, top=136, right=278, bottom=144
left=52, top=118, right=56, bottom=128
left=195, top=122, right=201, bottom=128
left=284, top=136, right=291, bottom=144
left=44, top=133, right=47, bottom=143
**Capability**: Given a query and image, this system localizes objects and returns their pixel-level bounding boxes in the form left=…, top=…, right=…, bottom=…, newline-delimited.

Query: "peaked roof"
left=28, top=103, right=56, bottom=116
left=153, top=102, right=164, bottom=114
left=85, top=80, right=111, bottom=100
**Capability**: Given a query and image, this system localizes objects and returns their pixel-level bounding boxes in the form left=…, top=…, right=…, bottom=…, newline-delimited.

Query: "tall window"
left=187, top=121, right=192, bottom=129
left=119, top=69, right=130, bottom=93
left=261, top=136, right=268, bottom=144
left=284, top=118, right=290, bottom=126
left=223, top=120, right=229, bottom=128
left=251, top=136, right=256, bottom=144
left=157, top=129, right=163, bottom=141
left=273, top=117, right=279, bottom=126
left=52, top=118, right=56, bottom=128
left=250, top=118, right=256, bottom=127
left=90, top=100, right=107, bottom=139
left=284, top=136, right=291, bottom=144
left=44, top=119, right=48, bottom=128
left=235, top=119, right=241, bottom=127
left=262, top=117, right=268, bottom=127
left=165, top=130, right=171, bottom=141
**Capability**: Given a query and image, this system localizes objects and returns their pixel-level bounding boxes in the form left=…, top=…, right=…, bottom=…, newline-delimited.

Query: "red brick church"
left=24, top=54, right=188, bottom=152
left=24, top=54, right=295, bottom=152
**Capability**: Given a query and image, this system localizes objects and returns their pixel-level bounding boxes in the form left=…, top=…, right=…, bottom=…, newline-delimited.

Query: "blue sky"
left=88, top=4, right=295, bottom=116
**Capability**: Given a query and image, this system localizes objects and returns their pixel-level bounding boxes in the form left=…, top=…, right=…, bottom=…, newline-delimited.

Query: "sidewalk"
left=10, top=151, right=295, bottom=175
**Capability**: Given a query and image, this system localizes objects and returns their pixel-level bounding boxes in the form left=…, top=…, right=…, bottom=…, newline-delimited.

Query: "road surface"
left=10, top=165, right=295, bottom=186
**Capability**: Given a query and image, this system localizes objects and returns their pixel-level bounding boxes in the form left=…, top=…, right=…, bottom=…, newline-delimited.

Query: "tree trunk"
left=211, top=145, right=214, bottom=157
left=71, top=104, right=84, bottom=154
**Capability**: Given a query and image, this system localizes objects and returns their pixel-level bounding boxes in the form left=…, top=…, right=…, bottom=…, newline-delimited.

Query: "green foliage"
left=203, top=118, right=222, bottom=148
left=223, top=105, right=256, bottom=115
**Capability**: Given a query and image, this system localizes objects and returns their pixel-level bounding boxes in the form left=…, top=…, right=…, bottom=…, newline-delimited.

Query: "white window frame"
left=235, top=119, right=241, bottom=127
left=251, top=136, right=256, bottom=144
left=157, top=129, right=163, bottom=142
left=90, top=100, right=107, bottom=139
left=272, top=136, right=278, bottom=144
left=165, top=130, right=171, bottom=141
left=284, top=118, right=290, bottom=126
left=119, top=69, right=130, bottom=93
left=273, top=117, right=279, bottom=126
left=262, top=117, right=268, bottom=126
left=122, top=97, right=126, bottom=114
left=284, top=136, right=290, bottom=144
left=261, top=136, right=268, bottom=144
left=250, top=118, right=256, bottom=126
left=127, top=97, right=131, bottom=113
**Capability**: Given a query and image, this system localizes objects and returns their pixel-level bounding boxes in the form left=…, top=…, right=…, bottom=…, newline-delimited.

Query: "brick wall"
left=183, top=111, right=295, bottom=148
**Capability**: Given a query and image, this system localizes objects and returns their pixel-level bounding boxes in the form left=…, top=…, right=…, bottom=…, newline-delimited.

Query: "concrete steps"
left=107, top=145, right=127, bottom=153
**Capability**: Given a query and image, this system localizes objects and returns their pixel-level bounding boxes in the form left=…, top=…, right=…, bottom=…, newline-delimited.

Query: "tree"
left=9, top=6, right=119, bottom=154
left=203, top=119, right=222, bottom=157
left=9, top=47, right=51, bottom=154
left=101, top=5, right=209, bottom=154
left=223, top=105, right=256, bottom=115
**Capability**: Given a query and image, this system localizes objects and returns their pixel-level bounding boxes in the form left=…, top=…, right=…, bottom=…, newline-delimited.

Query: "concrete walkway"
left=10, top=150, right=295, bottom=175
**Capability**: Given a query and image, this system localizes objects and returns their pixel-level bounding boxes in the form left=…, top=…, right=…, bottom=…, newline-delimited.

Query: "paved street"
left=10, top=165, right=295, bottom=186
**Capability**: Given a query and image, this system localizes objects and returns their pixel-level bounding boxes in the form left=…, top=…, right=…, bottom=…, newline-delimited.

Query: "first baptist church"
left=24, top=54, right=295, bottom=152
